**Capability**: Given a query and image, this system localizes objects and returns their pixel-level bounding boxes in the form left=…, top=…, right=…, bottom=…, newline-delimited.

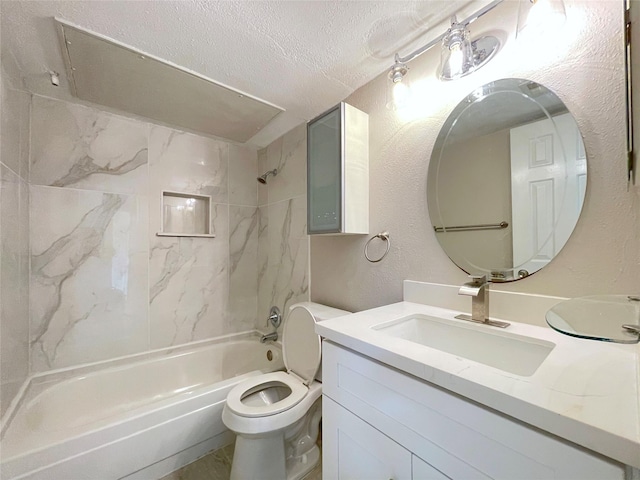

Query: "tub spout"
left=260, top=331, right=278, bottom=343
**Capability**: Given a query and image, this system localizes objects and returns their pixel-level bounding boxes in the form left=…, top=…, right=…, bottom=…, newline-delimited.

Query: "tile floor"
left=160, top=443, right=234, bottom=480
left=160, top=441, right=322, bottom=480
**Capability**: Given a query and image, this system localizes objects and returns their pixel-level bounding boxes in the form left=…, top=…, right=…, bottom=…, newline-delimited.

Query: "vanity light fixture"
left=386, top=0, right=503, bottom=110
left=516, top=0, right=567, bottom=39
left=438, top=18, right=500, bottom=81
left=386, top=59, right=410, bottom=111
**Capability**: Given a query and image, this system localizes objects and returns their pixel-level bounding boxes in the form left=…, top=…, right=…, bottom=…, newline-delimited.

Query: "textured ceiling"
left=1, top=0, right=493, bottom=146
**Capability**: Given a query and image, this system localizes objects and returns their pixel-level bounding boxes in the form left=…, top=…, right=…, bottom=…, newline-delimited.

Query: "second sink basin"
left=372, top=314, right=555, bottom=376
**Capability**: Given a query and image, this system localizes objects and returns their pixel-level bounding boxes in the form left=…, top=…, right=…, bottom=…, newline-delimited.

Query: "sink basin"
left=372, top=314, right=555, bottom=376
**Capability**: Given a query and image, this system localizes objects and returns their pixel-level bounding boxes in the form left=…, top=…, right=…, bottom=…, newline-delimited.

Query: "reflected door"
left=510, top=113, right=586, bottom=275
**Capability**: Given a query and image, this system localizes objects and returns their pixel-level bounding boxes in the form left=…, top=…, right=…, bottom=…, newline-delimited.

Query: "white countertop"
left=316, top=301, right=640, bottom=468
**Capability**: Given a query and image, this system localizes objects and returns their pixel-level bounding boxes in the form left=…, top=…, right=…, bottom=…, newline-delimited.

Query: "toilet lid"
left=282, top=305, right=321, bottom=385
left=225, top=371, right=308, bottom=418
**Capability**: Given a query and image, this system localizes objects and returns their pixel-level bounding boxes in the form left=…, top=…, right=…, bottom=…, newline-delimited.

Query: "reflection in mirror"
left=427, top=78, right=587, bottom=282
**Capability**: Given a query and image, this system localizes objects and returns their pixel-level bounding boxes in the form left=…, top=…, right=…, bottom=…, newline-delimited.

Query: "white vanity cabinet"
left=324, top=396, right=450, bottom=480
left=307, top=102, right=368, bottom=235
left=321, top=341, right=626, bottom=480
left=323, top=397, right=412, bottom=479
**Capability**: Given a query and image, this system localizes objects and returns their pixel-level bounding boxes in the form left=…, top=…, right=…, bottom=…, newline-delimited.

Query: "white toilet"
left=222, top=302, right=349, bottom=480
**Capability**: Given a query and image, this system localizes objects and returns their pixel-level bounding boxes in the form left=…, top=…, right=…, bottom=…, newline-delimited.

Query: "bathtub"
left=0, top=332, right=283, bottom=480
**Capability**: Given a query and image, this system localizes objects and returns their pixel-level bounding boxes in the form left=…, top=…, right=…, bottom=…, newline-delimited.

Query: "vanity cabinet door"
left=412, top=456, right=451, bottom=480
left=323, top=396, right=411, bottom=480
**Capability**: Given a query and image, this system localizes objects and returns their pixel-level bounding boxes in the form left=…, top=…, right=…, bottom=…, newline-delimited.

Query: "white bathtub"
left=1, top=332, right=283, bottom=480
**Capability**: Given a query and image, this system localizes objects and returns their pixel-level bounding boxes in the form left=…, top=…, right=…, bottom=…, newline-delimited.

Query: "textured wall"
left=257, top=124, right=310, bottom=332
left=0, top=77, right=30, bottom=415
left=311, top=1, right=640, bottom=313
left=28, top=96, right=258, bottom=372
left=430, top=128, right=513, bottom=273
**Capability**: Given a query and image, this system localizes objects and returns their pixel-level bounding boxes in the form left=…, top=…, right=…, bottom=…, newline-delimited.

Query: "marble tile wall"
left=0, top=83, right=31, bottom=415
left=29, top=97, right=150, bottom=371
left=2, top=91, right=307, bottom=387
left=27, top=96, right=259, bottom=373
left=257, top=123, right=310, bottom=330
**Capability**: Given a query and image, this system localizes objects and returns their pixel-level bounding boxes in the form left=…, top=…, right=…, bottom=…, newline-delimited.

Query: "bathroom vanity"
left=317, top=281, right=640, bottom=479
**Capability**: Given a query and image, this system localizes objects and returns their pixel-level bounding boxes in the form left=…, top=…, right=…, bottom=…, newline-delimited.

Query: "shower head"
left=257, top=169, right=278, bottom=184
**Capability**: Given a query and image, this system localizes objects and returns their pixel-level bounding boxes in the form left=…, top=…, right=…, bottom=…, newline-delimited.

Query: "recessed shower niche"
left=157, top=191, right=215, bottom=237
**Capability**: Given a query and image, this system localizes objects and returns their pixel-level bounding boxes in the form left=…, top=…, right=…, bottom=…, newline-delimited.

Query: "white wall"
left=310, top=1, right=640, bottom=312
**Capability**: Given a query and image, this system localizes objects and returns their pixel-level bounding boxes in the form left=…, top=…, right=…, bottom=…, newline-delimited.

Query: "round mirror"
left=427, top=78, right=586, bottom=282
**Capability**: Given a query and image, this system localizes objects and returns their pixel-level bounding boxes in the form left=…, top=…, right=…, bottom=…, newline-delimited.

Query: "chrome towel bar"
left=433, top=221, right=508, bottom=233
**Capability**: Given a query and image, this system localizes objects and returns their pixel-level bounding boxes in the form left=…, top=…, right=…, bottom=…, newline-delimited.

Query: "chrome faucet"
left=260, top=331, right=279, bottom=343
left=260, top=306, right=282, bottom=343
left=455, top=275, right=510, bottom=328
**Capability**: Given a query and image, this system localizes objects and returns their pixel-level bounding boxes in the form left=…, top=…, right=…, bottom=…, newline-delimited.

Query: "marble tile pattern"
left=264, top=123, right=307, bottom=205
left=0, top=86, right=30, bottom=180
left=229, top=206, right=259, bottom=333
left=149, top=126, right=236, bottom=348
left=257, top=123, right=310, bottom=328
left=149, top=205, right=230, bottom=348
left=30, top=186, right=149, bottom=371
left=0, top=164, right=30, bottom=416
left=21, top=94, right=267, bottom=374
left=229, top=144, right=258, bottom=207
left=257, top=148, right=268, bottom=206
left=258, top=196, right=310, bottom=325
left=30, top=96, right=148, bottom=194
left=149, top=126, right=228, bottom=202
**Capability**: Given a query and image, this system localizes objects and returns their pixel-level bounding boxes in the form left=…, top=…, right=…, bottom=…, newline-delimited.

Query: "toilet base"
left=230, top=433, right=285, bottom=480
left=229, top=435, right=320, bottom=480
left=286, top=444, right=320, bottom=480
left=228, top=398, right=322, bottom=480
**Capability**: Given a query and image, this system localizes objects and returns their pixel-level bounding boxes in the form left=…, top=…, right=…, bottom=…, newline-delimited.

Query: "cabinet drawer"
left=322, top=341, right=624, bottom=480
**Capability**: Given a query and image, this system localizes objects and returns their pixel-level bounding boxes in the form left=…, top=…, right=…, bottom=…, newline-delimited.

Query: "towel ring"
left=364, top=231, right=390, bottom=263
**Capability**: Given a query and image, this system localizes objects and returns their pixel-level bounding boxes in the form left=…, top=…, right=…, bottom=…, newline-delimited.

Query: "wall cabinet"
left=322, top=341, right=626, bottom=480
left=307, top=102, right=368, bottom=235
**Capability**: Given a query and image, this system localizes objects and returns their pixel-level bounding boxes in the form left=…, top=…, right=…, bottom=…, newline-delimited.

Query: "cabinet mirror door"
left=308, top=105, right=342, bottom=233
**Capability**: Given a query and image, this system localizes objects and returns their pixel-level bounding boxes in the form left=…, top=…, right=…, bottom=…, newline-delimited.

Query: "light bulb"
left=447, top=43, right=464, bottom=79
left=393, top=81, right=411, bottom=107
left=517, top=0, right=566, bottom=39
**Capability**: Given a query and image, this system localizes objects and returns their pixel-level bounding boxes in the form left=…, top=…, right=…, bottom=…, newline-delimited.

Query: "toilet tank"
left=288, top=302, right=350, bottom=382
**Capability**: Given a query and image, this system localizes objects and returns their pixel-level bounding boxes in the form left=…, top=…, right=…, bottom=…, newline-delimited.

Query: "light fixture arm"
left=393, top=0, right=504, bottom=65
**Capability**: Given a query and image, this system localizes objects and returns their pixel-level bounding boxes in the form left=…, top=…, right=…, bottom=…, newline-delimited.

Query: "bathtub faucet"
left=260, top=331, right=278, bottom=343
left=260, top=306, right=282, bottom=343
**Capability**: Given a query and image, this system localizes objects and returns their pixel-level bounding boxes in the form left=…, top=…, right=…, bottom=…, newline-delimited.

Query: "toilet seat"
left=225, top=371, right=308, bottom=418
left=225, top=304, right=338, bottom=422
